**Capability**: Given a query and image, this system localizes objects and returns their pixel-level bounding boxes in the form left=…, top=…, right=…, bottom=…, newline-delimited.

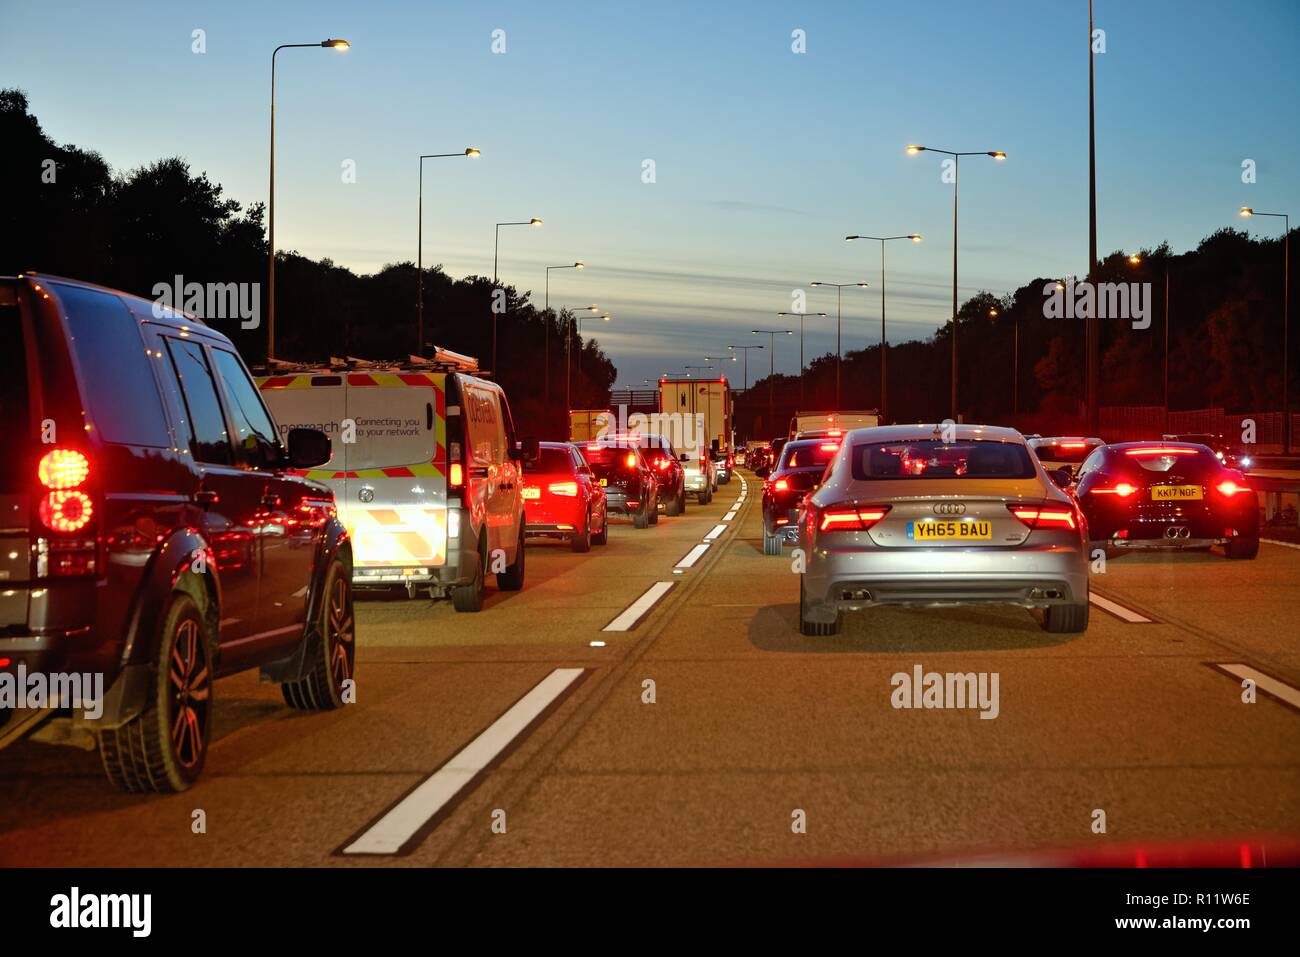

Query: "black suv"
left=0, top=274, right=351, bottom=792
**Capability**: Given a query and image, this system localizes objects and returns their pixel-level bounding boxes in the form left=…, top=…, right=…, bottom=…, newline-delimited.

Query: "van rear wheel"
left=451, top=538, right=487, bottom=612
left=99, top=593, right=210, bottom=793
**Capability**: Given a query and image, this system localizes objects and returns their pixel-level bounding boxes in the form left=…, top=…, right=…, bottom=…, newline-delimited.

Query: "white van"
left=257, top=355, right=529, bottom=611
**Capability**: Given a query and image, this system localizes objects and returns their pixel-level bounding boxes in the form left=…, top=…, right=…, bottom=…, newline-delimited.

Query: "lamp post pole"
left=545, top=262, right=584, bottom=403
left=1239, top=208, right=1291, bottom=452
left=491, top=218, right=542, bottom=372
left=417, top=148, right=479, bottom=356
left=845, top=234, right=921, bottom=423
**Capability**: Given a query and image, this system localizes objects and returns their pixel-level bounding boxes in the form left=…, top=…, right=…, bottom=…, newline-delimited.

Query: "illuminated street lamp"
left=267, top=37, right=350, bottom=361
left=727, top=343, right=764, bottom=391
left=752, top=327, right=794, bottom=432
left=846, top=233, right=921, bottom=423
left=777, top=311, right=827, bottom=405
left=545, top=262, right=585, bottom=402
left=417, top=148, right=479, bottom=356
left=906, top=145, right=1005, bottom=420
left=808, top=282, right=870, bottom=409
left=1240, top=207, right=1292, bottom=452
left=492, top=217, right=543, bottom=371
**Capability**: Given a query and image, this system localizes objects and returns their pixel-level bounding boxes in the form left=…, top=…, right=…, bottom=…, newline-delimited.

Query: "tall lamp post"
left=845, top=233, right=922, bottom=423
left=727, top=344, right=764, bottom=391
left=808, top=282, right=869, bottom=409
left=417, top=148, right=479, bottom=356
left=752, top=327, right=794, bottom=433
left=268, top=38, right=350, bottom=363
left=564, top=304, right=600, bottom=410
left=492, top=218, right=542, bottom=372
left=1240, top=207, right=1292, bottom=453
left=1126, top=254, right=1171, bottom=433
left=906, top=145, right=1005, bottom=420
left=777, top=311, right=827, bottom=405
left=545, top=262, right=584, bottom=402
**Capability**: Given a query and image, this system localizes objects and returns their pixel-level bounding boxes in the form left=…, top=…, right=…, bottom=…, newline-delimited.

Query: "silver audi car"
left=797, top=424, right=1090, bottom=636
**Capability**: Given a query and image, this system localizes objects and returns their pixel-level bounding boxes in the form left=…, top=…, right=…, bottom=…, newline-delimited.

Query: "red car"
left=521, top=441, right=608, bottom=551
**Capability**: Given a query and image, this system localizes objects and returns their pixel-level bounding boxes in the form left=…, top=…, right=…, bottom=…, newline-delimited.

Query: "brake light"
left=773, top=479, right=789, bottom=491
left=1008, top=505, right=1077, bottom=530
left=1124, top=447, right=1197, bottom=456
left=39, top=490, right=93, bottom=532
left=655, top=458, right=671, bottom=471
left=626, top=453, right=637, bottom=468
left=1092, top=482, right=1136, bottom=497
left=1216, top=480, right=1250, bottom=496
left=827, top=429, right=842, bottom=437
left=38, top=449, right=90, bottom=489
left=449, top=462, right=464, bottom=488
left=819, top=505, right=889, bottom=531
left=1058, top=441, right=1087, bottom=450
left=586, top=443, right=601, bottom=452
left=819, top=443, right=840, bottom=452
left=548, top=481, right=579, bottom=497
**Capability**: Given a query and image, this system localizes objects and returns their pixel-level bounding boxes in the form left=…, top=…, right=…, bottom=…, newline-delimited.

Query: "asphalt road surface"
left=2, top=470, right=1298, bottom=866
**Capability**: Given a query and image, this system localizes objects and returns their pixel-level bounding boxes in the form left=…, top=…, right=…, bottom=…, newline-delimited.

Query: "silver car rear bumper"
left=801, top=540, right=1088, bottom=620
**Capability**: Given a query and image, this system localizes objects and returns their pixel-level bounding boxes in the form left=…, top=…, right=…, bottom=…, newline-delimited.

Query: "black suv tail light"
left=34, top=448, right=99, bottom=577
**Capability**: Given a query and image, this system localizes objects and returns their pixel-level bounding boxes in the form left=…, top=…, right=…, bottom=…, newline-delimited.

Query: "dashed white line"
left=704, top=523, right=727, bottom=541
left=603, top=580, right=675, bottom=632
left=341, top=667, right=585, bottom=855
left=675, top=542, right=711, bottom=568
left=1089, top=592, right=1153, bottom=623
left=1213, top=664, right=1300, bottom=712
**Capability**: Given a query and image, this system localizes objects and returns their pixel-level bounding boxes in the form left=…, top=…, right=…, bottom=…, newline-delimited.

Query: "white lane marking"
left=704, top=523, right=727, bottom=541
left=602, top=581, right=675, bottom=632
left=1215, top=664, right=1300, bottom=711
left=722, top=511, right=737, bottom=522
left=676, top=542, right=711, bottom=568
left=342, top=667, right=585, bottom=855
left=1089, top=592, right=1153, bottom=623
left=1262, top=539, right=1300, bottom=550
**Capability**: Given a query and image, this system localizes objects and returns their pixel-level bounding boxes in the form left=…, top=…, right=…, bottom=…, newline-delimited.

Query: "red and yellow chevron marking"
left=299, top=463, right=444, bottom=481
left=341, top=504, right=446, bottom=567
left=257, top=372, right=448, bottom=390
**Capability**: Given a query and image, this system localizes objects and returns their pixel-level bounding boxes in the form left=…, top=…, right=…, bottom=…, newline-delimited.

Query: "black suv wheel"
left=100, top=593, right=211, bottom=793
left=282, top=558, right=355, bottom=709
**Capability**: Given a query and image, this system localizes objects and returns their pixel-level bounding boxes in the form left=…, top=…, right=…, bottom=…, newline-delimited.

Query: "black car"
left=761, top=437, right=841, bottom=554
left=638, top=433, right=688, bottom=516
left=1074, top=442, right=1258, bottom=559
left=0, top=274, right=349, bottom=791
left=581, top=438, right=659, bottom=528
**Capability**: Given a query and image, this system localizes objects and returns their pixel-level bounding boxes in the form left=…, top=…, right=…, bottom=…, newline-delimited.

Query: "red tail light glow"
left=548, top=481, right=579, bottom=497
left=449, top=462, right=464, bottom=488
left=773, top=479, right=789, bottom=491
left=1008, top=505, right=1077, bottom=530
left=625, top=453, right=637, bottom=468
left=38, top=449, right=90, bottom=489
left=819, top=443, right=840, bottom=452
left=1092, top=482, right=1136, bottom=497
left=1124, top=447, right=1197, bottom=457
left=819, top=505, right=890, bottom=532
left=1216, top=480, right=1250, bottom=496
left=40, top=490, right=94, bottom=532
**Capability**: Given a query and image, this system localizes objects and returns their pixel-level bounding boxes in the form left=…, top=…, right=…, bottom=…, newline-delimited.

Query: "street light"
left=545, top=262, right=584, bottom=403
left=1239, top=207, right=1291, bottom=452
left=492, top=218, right=543, bottom=371
left=846, top=234, right=920, bottom=424
left=417, top=148, right=479, bottom=356
left=752, top=327, right=794, bottom=433
left=906, top=145, right=1005, bottom=420
left=1125, top=253, right=1172, bottom=434
left=777, top=312, right=827, bottom=405
left=267, top=37, right=350, bottom=362
left=727, top=344, right=764, bottom=391
left=808, top=282, right=869, bottom=409
left=564, top=304, right=601, bottom=410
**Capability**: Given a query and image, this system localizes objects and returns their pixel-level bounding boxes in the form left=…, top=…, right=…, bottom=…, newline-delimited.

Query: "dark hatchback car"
left=0, top=274, right=350, bottom=792
left=1074, top=442, right=1258, bottom=559
left=761, top=438, right=841, bottom=554
left=639, top=433, right=687, bottom=516
left=582, top=438, right=659, bottom=528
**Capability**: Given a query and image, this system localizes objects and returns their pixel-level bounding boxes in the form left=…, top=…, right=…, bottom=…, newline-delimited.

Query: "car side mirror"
left=1049, top=466, right=1073, bottom=489
left=515, top=435, right=540, bottom=463
left=287, top=428, right=331, bottom=469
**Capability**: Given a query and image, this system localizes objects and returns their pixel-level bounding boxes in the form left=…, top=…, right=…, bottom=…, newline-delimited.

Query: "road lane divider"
left=704, top=523, right=727, bottom=541
left=675, top=542, right=711, bottom=569
left=603, top=581, right=675, bottom=632
left=1088, top=592, right=1154, bottom=623
left=1210, top=663, right=1300, bottom=713
left=340, top=667, right=587, bottom=856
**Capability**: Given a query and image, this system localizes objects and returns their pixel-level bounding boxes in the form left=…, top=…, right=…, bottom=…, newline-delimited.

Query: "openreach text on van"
left=50, top=887, right=151, bottom=937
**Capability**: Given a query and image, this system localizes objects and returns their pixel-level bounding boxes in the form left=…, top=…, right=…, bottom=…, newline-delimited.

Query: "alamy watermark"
left=1042, top=278, right=1151, bottom=329
left=152, top=275, right=260, bottom=329
left=0, top=665, right=104, bottom=719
